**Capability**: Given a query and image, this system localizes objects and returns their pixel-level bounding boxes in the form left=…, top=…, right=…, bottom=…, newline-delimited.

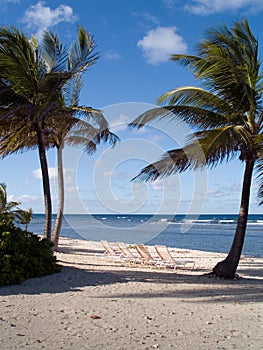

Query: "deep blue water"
left=27, top=214, right=263, bottom=257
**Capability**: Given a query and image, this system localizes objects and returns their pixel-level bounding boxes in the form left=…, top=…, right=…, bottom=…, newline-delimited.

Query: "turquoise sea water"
left=28, top=214, right=263, bottom=258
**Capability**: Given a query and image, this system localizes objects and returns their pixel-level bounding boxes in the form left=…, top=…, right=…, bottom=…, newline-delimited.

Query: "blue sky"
left=1, top=0, right=263, bottom=215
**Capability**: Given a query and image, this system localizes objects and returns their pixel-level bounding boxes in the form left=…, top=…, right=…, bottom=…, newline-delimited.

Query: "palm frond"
left=254, top=146, right=263, bottom=204
left=129, top=107, right=178, bottom=129
left=98, top=129, right=120, bottom=147
left=41, top=30, right=68, bottom=73
left=191, top=125, right=251, bottom=166
left=68, top=26, right=98, bottom=74
left=15, top=208, right=33, bottom=225
left=0, top=125, right=33, bottom=157
left=0, top=27, right=38, bottom=97
left=170, top=54, right=201, bottom=67
left=132, top=142, right=205, bottom=182
left=133, top=125, right=251, bottom=182
left=158, top=87, right=232, bottom=113
left=63, top=76, right=82, bottom=107
left=0, top=183, right=7, bottom=210
left=129, top=103, right=237, bottom=131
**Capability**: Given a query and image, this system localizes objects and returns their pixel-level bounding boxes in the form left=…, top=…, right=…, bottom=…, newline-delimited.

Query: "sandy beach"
left=0, top=237, right=262, bottom=350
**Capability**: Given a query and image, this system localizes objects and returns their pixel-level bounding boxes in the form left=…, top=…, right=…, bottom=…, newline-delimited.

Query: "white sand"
left=0, top=237, right=262, bottom=350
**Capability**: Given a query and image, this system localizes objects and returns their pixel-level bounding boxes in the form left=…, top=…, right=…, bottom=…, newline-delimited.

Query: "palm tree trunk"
left=36, top=125, right=52, bottom=240
left=52, top=144, right=64, bottom=250
left=213, top=159, right=255, bottom=279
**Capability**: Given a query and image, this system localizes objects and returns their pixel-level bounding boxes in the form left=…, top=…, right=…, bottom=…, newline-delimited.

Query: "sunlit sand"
left=0, top=237, right=262, bottom=349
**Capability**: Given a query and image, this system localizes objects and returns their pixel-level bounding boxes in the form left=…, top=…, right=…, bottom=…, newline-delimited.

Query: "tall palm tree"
left=0, top=78, right=119, bottom=249
left=0, top=26, right=98, bottom=240
left=48, top=78, right=118, bottom=249
left=130, top=19, right=263, bottom=279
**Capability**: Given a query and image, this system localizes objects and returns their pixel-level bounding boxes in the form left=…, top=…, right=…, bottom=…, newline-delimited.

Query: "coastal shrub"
left=0, top=213, right=61, bottom=286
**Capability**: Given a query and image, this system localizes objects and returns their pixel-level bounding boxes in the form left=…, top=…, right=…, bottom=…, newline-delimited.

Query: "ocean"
left=27, top=213, right=263, bottom=258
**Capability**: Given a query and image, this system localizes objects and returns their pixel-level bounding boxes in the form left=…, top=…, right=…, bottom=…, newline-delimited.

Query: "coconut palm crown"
left=0, top=26, right=98, bottom=239
left=130, top=19, right=263, bottom=279
left=0, top=72, right=119, bottom=249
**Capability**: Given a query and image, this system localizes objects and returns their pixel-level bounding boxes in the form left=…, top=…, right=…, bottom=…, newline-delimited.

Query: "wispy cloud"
left=208, top=182, right=241, bottom=198
left=66, top=186, right=79, bottom=193
left=22, top=1, right=77, bottom=36
left=163, top=0, right=177, bottom=10
left=32, top=167, right=74, bottom=185
left=151, top=178, right=179, bottom=192
left=137, top=26, right=187, bottom=65
left=133, top=11, right=160, bottom=26
left=7, top=193, right=42, bottom=208
left=109, top=113, right=130, bottom=131
left=17, top=194, right=41, bottom=203
left=104, top=49, right=122, bottom=61
left=184, top=0, right=263, bottom=15
left=0, top=0, right=20, bottom=3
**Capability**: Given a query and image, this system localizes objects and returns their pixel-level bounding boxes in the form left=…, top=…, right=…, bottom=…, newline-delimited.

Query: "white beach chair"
left=101, top=240, right=122, bottom=260
left=135, top=244, right=160, bottom=266
left=117, top=242, right=141, bottom=264
left=154, top=245, right=195, bottom=270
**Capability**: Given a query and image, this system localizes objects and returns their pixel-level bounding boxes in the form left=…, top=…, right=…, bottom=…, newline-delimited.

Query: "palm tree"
left=16, top=208, right=33, bottom=231
left=0, top=26, right=98, bottom=240
left=48, top=78, right=118, bottom=249
left=0, top=182, right=32, bottom=230
left=0, top=78, right=119, bottom=250
left=130, top=19, right=263, bottom=279
left=0, top=183, right=20, bottom=214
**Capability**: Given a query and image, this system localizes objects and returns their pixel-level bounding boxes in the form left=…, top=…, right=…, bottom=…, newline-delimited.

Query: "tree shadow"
left=0, top=263, right=262, bottom=304
left=56, top=246, right=105, bottom=255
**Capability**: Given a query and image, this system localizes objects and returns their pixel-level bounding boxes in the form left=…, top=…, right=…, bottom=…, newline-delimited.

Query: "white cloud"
left=33, top=167, right=74, bottom=185
left=137, top=26, right=187, bottom=65
left=18, top=194, right=40, bottom=203
left=103, top=171, right=112, bottom=178
left=33, top=167, right=57, bottom=180
left=185, top=0, right=263, bottom=15
left=7, top=194, right=42, bottom=206
left=22, top=1, right=76, bottom=36
left=151, top=180, right=163, bottom=191
left=66, top=186, right=79, bottom=193
left=7, top=194, right=15, bottom=202
left=104, top=50, right=121, bottom=61
left=110, top=113, right=130, bottom=131
left=151, top=178, right=179, bottom=192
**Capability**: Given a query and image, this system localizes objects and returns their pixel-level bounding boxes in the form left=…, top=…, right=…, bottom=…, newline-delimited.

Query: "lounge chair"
left=154, top=245, right=195, bottom=270
left=101, top=240, right=122, bottom=260
left=135, top=244, right=160, bottom=266
left=117, top=242, right=141, bottom=264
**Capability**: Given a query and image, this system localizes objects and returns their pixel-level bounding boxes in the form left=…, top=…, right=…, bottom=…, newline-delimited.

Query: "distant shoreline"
left=27, top=214, right=263, bottom=258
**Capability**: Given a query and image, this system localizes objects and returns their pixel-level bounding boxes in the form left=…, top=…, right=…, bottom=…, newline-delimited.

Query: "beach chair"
left=154, top=245, right=195, bottom=270
left=101, top=240, right=122, bottom=260
left=135, top=244, right=160, bottom=266
left=117, top=242, right=141, bottom=264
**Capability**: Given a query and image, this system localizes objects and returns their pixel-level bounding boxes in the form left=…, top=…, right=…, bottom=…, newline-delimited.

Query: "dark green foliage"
left=0, top=213, right=61, bottom=286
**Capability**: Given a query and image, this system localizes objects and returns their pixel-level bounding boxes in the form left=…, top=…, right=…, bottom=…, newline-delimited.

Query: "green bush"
left=0, top=213, right=61, bottom=286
